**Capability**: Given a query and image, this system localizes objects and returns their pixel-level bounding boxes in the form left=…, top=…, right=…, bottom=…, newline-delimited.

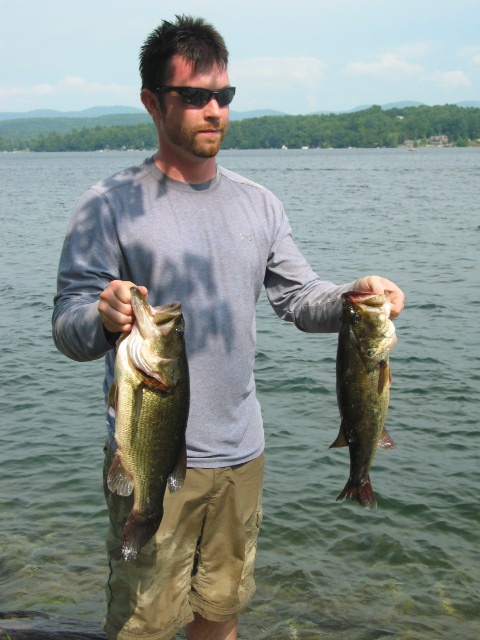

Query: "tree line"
left=1, top=104, right=479, bottom=152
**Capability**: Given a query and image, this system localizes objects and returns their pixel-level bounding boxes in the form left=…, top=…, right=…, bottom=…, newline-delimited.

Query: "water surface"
left=1, top=148, right=478, bottom=638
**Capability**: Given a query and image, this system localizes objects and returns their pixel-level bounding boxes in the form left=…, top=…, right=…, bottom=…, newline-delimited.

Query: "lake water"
left=1, top=148, right=479, bottom=639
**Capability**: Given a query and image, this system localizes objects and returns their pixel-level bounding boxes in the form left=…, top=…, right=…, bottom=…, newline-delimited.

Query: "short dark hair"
left=139, top=15, right=229, bottom=91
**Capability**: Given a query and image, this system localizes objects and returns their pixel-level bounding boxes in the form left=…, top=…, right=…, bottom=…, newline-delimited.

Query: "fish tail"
left=336, top=476, right=377, bottom=509
left=122, top=511, right=162, bottom=561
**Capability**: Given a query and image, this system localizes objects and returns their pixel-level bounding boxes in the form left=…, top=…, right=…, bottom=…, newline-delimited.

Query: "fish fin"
left=107, top=452, right=134, bottom=496
left=107, top=381, right=118, bottom=412
left=122, top=511, right=162, bottom=561
left=167, top=441, right=187, bottom=493
left=329, top=424, right=348, bottom=448
left=377, top=361, right=391, bottom=394
left=336, top=476, right=377, bottom=509
left=378, top=427, right=396, bottom=450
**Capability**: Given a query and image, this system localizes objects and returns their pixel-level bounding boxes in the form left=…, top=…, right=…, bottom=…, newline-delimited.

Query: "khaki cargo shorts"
left=103, top=446, right=264, bottom=640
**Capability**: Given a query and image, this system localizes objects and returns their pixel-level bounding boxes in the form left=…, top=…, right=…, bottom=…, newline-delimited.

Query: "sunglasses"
left=154, top=86, right=236, bottom=108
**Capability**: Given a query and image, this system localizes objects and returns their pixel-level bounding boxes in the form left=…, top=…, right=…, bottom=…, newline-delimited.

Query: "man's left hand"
left=353, top=275, right=405, bottom=318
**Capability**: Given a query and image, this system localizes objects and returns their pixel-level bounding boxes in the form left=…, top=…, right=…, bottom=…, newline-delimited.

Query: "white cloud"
left=345, top=53, right=423, bottom=78
left=0, top=76, right=137, bottom=108
left=457, top=46, right=480, bottom=68
left=59, top=76, right=133, bottom=95
left=0, top=83, right=57, bottom=99
left=458, top=45, right=480, bottom=57
left=432, top=70, right=471, bottom=89
left=229, top=56, right=327, bottom=113
left=395, top=42, right=430, bottom=58
left=230, top=57, right=326, bottom=91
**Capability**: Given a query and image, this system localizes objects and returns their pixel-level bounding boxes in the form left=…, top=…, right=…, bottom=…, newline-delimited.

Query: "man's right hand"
left=98, top=280, right=148, bottom=334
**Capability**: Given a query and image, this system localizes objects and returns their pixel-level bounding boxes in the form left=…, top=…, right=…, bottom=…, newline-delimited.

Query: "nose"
left=204, top=96, right=222, bottom=118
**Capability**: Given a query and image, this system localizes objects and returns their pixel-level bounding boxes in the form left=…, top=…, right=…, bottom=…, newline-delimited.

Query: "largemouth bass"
left=331, top=290, right=396, bottom=509
left=107, top=287, right=189, bottom=560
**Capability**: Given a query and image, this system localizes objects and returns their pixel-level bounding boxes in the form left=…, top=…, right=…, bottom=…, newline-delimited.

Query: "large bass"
left=107, top=287, right=189, bottom=560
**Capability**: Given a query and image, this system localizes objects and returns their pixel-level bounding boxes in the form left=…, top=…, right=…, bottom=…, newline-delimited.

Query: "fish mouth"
left=152, top=302, right=182, bottom=325
left=153, top=304, right=183, bottom=335
left=126, top=292, right=184, bottom=391
left=130, top=288, right=183, bottom=337
left=343, top=291, right=389, bottom=307
left=343, top=290, right=392, bottom=320
left=130, top=288, right=181, bottom=322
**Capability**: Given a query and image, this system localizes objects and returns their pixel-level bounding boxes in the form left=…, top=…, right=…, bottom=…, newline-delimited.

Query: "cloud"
left=230, top=57, right=326, bottom=91
left=458, top=45, right=480, bottom=57
left=432, top=70, right=471, bottom=89
left=228, top=56, right=327, bottom=113
left=0, top=83, right=53, bottom=99
left=395, top=42, right=430, bottom=58
left=457, top=46, right=480, bottom=68
left=0, top=76, right=136, bottom=105
left=344, top=42, right=429, bottom=79
left=345, top=53, right=423, bottom=78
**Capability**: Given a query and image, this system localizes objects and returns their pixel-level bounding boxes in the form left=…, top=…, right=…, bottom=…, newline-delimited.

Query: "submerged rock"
left=0, top=611, right=105, bottom=639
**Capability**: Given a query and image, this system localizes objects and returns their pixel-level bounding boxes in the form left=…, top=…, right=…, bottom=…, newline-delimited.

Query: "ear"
left=141, top=89, right=162, bottom=120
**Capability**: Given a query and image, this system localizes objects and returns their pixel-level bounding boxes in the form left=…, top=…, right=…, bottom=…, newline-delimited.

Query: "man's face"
left=158, top=55, right=231, bottom=161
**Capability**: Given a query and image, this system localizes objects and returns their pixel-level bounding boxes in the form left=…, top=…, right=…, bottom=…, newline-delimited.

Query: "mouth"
left=197, top=124, right=225, bottom=135
left=197, top=129, right=222, bottom=138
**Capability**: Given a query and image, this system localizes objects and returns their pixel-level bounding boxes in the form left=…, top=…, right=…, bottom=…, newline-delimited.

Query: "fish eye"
left=175, top=327, right=184, bottom=335
left=350, top=311, right=361, bottom=324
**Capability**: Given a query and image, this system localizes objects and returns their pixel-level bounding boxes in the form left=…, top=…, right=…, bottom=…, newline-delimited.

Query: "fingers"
left=98, top=280, right=148, bottom=334
left=353, top=275, right=405, bottom=318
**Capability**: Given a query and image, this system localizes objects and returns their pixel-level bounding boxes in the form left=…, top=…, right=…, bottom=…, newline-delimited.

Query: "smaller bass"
left=331, top=290, right=397, bottom=509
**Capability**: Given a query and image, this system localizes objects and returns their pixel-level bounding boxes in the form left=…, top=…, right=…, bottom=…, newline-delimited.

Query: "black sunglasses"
left=154, top=86, right=236, bottom=108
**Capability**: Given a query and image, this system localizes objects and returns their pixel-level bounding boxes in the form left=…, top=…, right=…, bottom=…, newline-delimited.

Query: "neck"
left=153, top=150, right=217, bottom=184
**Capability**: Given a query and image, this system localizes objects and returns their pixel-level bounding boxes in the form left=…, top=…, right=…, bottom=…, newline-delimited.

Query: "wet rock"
left=0, top=611, right=105, bottom=639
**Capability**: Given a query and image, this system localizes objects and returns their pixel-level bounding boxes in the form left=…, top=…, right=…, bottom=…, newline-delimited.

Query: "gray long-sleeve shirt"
left=53, top=157, right=354, bottom=467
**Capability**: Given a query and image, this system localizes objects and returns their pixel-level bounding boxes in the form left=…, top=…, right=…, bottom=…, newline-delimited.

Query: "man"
left=52, top=15, right=405, bottom=640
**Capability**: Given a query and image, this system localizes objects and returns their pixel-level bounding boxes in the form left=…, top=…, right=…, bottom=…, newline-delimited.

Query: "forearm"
left=290, top=279, right=355, bottom=333
left=52, top=187, right=123, bottom=361
left=52, top=296, right=117, bottom=362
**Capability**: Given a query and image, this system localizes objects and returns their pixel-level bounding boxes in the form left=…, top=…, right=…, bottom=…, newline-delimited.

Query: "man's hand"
left=353, top=275, right=405, bottom=318
left=98, top=280, right=148, bottom=334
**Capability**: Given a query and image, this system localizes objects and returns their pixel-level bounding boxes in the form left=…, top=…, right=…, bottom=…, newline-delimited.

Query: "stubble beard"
left=166, top=120, right=228, bottom=159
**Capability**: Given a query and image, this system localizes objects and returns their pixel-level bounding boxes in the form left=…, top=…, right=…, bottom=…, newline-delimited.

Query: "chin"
left=193, top=143, right=222, bottom=158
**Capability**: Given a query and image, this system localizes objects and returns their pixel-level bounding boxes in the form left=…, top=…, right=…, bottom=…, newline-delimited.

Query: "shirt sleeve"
left=263, top=202, right=355, bottom=333
left=52, top=187, right=121, bottom=361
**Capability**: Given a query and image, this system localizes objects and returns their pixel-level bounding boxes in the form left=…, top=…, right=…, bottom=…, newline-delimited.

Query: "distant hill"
left=354, top=101, right=425, bottom=112
left=2, top=103, right=479, bottom=152
left=0, top=106, right=288, bottom=141
left=0, top=105, right=286, bottom=123
left=1, top=101, right=479, bottom=146
left=0, top=113, right=152, bottom=141
left=0, top=105, right=145, bottom=121
left=231, top=109, right=287, bottom=120
left=457, top=101, right=480, bottom=108
left=313, top=101, right=426, bottom=115
left=311, top=100, right=480, bottom=115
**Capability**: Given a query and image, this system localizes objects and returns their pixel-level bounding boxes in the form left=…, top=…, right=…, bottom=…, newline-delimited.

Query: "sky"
left=1, top=0, right=479, bottom=115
